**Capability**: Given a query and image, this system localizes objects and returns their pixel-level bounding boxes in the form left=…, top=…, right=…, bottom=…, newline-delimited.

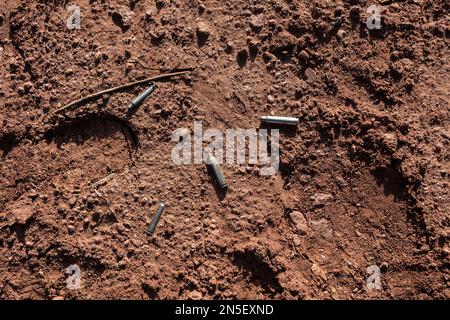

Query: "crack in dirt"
left=1, top=113, right=139, bottom=209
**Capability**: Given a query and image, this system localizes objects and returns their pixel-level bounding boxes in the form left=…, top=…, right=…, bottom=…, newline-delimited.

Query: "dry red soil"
left=0, top=0, right=449, bottom=299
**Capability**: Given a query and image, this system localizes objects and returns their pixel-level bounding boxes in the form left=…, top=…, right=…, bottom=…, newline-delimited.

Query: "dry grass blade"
left=48, top=70, right=192, bottom=117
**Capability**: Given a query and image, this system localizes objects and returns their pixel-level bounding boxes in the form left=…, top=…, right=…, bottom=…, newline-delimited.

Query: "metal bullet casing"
left=207, top=153, right=227, bottom=190
left=128, top=83, right=157, bottom=112
left=261, top=116, right=299, bottom=126
left=146, top=202, right=165, bottom=236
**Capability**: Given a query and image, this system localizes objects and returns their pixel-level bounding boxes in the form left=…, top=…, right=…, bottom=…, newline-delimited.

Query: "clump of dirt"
left=0, top=0, right=448, bottom=299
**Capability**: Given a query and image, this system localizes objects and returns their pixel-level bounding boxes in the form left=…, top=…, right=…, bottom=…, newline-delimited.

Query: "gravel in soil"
left=0, top=0, right=449, bottom=299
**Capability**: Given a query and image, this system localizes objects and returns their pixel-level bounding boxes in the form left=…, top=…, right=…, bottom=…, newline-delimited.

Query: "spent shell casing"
left=128, top=83, right=157, bottom=112
left=261, top=116, right=299, bottom=126
left=207, top=154, right=227, bottom=190
left=146, top=202, right=165, bottom=236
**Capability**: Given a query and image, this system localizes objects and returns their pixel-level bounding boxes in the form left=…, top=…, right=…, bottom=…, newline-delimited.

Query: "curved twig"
left=48, top=70, right=192, bottom=116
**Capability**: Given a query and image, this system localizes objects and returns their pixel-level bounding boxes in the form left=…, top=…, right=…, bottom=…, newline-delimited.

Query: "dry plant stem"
left=94, top=189, right=118, bottom=221
left=48, top=70, right=191, bottom=116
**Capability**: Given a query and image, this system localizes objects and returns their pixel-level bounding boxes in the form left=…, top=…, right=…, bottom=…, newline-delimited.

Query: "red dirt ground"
left=0, top=0, right=449, bottom=299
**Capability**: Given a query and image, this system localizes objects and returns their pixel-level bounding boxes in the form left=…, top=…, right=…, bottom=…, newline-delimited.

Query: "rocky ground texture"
left=0, top=0, right=449, bottom=299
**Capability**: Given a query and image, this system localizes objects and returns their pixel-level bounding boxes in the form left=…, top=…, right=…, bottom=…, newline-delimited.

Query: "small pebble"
left=305, top=68, right=318, bottom=84
left=196, top=21, right=211, bottom=38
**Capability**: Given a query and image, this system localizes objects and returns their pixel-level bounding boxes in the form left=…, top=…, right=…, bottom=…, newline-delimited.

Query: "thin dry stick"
left=94, top=189, right=119, bottom=221
left=169, top=53, right=185, bottom=73
left=48, top=70, right=191, bottom=116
